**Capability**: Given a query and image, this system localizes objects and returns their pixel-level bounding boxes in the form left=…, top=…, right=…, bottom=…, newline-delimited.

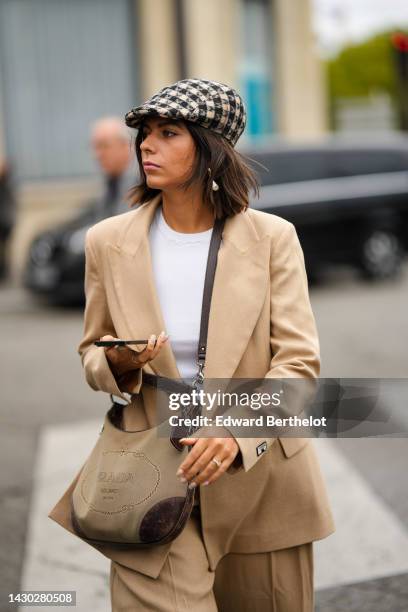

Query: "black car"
left=23, top=167, right=137, bottom=305
left=245, top=136, right=408, bottom=281
left=24, top=137, right=408, bottom=306
left=23, top=198, right=119, bottom=306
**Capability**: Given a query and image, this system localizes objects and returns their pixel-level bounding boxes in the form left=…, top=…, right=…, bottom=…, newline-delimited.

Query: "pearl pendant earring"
left=208, top=167, right=219, bottom=191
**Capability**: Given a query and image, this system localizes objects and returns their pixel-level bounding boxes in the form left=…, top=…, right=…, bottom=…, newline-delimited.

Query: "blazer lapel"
left=204, top=214, right=270, bottom=379
left=107, top=194, right=270, bottom=381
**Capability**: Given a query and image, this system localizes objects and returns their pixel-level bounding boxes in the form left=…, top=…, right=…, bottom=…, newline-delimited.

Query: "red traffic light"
left=391, top=32, right=408, bottom=52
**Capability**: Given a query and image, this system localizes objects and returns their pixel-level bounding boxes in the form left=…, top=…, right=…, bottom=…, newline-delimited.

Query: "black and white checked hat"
left=124, top=78, right=247, bottom=147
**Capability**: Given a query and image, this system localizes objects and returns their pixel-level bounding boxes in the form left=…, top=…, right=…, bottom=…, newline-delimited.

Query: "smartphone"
left=94, top=339, right=150, bottom=347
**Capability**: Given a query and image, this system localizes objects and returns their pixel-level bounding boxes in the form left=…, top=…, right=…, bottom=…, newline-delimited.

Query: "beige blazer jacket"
left=48, top=193, right=335, bottom=578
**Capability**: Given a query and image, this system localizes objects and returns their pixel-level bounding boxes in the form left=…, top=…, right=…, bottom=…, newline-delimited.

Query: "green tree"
left=326, top=29, right=408, bottom=127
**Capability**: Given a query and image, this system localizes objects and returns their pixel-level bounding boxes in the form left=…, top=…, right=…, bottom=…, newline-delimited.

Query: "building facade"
left=0, top=0, right=326, bottom=272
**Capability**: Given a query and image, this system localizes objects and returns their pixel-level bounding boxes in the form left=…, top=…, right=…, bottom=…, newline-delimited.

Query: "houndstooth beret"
left=124, top=78, right=247, bottom=147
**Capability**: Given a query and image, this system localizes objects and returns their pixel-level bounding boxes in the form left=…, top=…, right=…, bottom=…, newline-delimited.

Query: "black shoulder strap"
left=193, top=216, right=225, bottom=388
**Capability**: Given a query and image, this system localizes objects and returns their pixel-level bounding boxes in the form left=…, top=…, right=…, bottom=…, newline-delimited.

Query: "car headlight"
left=66, top=226, right=89, bottom=255
left=30, top=237, right=55, bottom=265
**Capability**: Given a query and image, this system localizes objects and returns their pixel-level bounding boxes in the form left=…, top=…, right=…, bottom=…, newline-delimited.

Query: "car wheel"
left=358, top=229, right=404, bottom=280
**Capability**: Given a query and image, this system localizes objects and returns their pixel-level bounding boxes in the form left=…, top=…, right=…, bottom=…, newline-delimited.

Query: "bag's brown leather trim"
left=108, top=391, right=199, bottom=452
left=70, top=487, right=196, bottom=549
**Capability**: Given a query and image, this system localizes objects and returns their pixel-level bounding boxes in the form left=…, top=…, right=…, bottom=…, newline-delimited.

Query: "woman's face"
left=139, top=116, right=196, bottom=191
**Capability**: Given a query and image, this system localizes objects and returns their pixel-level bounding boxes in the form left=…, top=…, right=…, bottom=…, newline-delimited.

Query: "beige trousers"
left=109, top=505, right=314, bottom=612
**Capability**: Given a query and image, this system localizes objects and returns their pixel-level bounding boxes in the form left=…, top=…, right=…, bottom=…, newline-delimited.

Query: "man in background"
left=90, top=116, right=139, bottom=219
left=23, top=117, right=140, bottom=304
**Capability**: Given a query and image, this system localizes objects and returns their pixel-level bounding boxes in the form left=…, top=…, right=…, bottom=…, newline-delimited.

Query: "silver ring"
left=212, top=457, right=222, bottom=468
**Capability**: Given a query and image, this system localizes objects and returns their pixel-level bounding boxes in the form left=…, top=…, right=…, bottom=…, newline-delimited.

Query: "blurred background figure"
left=0, top=158, right=16, bottom=282
left=90, top=116, right=136, bottom=219
left=22, top=116, right=138, bottom=305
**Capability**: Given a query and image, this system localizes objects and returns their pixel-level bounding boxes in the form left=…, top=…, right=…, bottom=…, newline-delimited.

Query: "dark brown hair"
left=126, top=118, right=260, bottom=219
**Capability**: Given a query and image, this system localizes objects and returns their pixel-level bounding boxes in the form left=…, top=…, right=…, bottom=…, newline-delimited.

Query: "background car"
left=23, top=163, right=136, bottom=306
left=23, top=199, right=104, bottom=306
left=24, top=136, right=408, bottom=307
left=246, top=135, right=408, bottom=282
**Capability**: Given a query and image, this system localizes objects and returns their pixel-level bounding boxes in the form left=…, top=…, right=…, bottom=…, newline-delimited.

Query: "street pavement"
left=0, top=262, right=407, bottom=612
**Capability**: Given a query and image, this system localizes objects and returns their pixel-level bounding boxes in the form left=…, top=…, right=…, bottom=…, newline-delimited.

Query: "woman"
left=49, top=79, right=335, bottom=611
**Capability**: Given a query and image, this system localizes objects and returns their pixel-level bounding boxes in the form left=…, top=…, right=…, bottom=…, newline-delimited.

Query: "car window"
left=329, top=149, right=408, bottom=177
left=247, top=150, right=331, bottom=185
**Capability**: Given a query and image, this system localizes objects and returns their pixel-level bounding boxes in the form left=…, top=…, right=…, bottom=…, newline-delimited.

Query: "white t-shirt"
left=149, top=204, right=214, bottom=381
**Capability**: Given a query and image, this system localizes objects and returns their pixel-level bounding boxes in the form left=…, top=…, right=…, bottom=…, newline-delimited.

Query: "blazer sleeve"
left=225, top=221, right=321, bottom=474
left=77, top=228, right=143, bottom=404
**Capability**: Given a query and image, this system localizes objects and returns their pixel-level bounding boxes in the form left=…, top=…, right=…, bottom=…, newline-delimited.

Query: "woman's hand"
left=176, top=431, right=240, bottom=488
left=100, top=332, right=169, bottom=391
